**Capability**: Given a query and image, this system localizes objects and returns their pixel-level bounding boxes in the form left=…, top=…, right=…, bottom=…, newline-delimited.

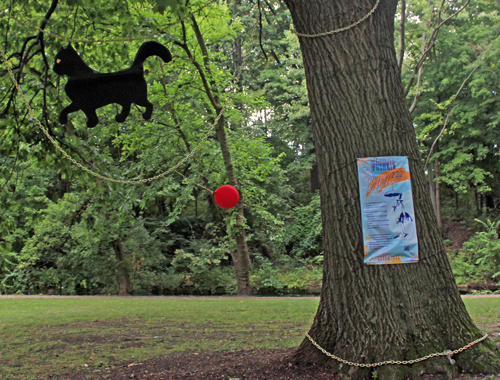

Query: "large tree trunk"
left=284, top=0, right=500, bottom=378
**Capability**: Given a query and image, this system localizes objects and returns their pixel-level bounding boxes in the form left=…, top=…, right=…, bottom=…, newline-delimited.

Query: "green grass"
left=0, top=297, right=318, bottom=379
left=0, top=297, right=498, bottom=379
left=463, top=297, right=500, bottom=335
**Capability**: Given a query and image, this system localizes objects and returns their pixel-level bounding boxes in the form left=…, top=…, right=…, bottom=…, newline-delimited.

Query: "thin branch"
left=270, top=49, right=281, bottom=65
left=3, top=0, right=13, bottom=52
left=424, top=105, right=457, bottom=168
left=408, top=65, right=423, bottom=114
left=409, top=28, right=427, bottom=114
left=71, top=6, right=79, bottom=40
left=424, top=64, right=480, bottom=167
left=263, top=0, right=277, bottom=16
left=397, top=0, right=405, bottom=71
left=404, top=0, right=470, bottom=97
left=190, top=15, right=220, bottom=103
left=258, top=0, right=268, bottom=61
left=173, top=38, right=219, bottom=111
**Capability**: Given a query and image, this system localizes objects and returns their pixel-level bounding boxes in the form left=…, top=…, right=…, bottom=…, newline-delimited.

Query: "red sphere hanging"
left=214, top=185, right=239, bottom=209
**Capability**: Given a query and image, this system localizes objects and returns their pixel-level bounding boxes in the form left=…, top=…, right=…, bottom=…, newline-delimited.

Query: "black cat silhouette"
left=53, top=41, right=172, bottom=128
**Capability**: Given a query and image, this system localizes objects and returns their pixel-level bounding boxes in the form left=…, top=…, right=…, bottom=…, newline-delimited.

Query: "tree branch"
left=404, top=0, right=470, bottom=98
left=424, top=64, right=480, bottom=167
left=173, top=39, right=219, bottom=112
left=190, top=15, right=221, bottom=105
left=397, top=0, right=405, bottom=71
left=258, top=0, right=268, bottom=61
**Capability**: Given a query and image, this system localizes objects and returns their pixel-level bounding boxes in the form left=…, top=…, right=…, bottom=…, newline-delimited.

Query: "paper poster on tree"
left=357, top=156, right=418, bottom=265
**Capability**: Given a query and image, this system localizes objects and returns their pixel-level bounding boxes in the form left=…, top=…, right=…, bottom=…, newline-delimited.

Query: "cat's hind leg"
left=83, top=109, right=99, bottom=128
left=59, top=103, right=80, bottom=124
left=115, top=104, right=131, bottom=123
left=138, top=99, right=153, bottom=120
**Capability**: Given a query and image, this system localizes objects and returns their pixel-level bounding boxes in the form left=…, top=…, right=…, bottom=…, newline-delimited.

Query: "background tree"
left=1, top=0, right=500, bottom=309
left=404, top=0, right=500, bottom=221
left=0, top=0, right=293, bottom=295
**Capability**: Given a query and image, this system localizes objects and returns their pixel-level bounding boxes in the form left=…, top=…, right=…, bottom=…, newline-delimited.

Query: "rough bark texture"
left=112, top=239, right=131, bottom=296
left=283, top=0, right=500, bottom=378
left=428, top=160, right=437, bottom=217
left=435, top=149, right=442, bottom=229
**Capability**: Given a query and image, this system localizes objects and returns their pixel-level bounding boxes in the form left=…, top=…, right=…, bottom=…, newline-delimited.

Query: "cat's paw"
left=142, top=111, right=152, bottom=120
left=59, top=114, right=68, bottom=124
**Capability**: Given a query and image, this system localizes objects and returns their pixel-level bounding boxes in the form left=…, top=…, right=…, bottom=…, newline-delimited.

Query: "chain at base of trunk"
left=305, top=332, right=489, bottom=368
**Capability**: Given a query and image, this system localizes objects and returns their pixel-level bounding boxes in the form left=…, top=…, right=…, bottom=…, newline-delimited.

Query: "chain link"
left=0, top=17, right=257, bottom=186
left=305, top=332, right=489, bottom=368
left=293, top=0, right=380, bottom=38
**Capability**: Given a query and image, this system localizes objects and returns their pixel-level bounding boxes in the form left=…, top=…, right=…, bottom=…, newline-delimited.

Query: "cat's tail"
left=132, top=41, right=172, bottom=68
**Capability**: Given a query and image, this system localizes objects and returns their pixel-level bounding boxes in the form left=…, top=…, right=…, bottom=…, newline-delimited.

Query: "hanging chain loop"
left=0, top=15, right=257, bottom=186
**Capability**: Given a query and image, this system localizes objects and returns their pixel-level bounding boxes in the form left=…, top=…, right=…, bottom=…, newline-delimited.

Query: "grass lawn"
left=0, top=296, right=498, bottom=379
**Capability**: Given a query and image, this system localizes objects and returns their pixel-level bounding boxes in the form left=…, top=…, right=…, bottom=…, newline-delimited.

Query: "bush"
left=166, top=242, right=237, bottom=295
left=283, top=194, right=323, bottom=257
left=448, top=219, right=500, bottom=286
left=250, top=255, right=323, bottom=295
left=1, top=193, right=166, bottom=295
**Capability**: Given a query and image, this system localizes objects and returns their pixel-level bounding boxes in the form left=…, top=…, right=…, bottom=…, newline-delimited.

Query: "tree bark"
left=428, top=160, right=437, bottom=216
left=112, top=239, right=131, bottom=296
left=397, top=0, right=405, bottom=71
left=283, top=0, right=500, bottom=378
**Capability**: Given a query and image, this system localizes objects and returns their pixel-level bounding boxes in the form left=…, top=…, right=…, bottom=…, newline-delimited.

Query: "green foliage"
left=169, top=244, right=237, bottom=295
left=406, top=0, right=500, bottom=213
left=250, top=255, right=322, bottom=295
left=4, top=0, right=500, bottom=297
left=1, top=192, right=165, bottom=295
left=448, top=219, right=500, bottom=285
left=0, top=164, right=56, bottom=280
left=283, top=194, right=322, bottom=257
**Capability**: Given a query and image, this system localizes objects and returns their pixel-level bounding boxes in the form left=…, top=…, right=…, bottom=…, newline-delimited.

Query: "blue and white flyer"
left=357, top=156, right=418, bottom=265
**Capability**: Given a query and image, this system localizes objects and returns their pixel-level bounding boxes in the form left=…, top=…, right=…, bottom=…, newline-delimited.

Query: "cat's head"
left=53, top=44, right=85, bottom=76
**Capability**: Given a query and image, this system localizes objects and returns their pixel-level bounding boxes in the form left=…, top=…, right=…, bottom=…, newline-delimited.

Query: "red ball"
left=214, top=185, right=239, bottom=209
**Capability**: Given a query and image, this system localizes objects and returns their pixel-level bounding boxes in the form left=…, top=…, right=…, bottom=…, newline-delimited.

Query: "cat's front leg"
left=59, top=103, right=80, bottom=124
left=142, top=100, right=154, bottom=120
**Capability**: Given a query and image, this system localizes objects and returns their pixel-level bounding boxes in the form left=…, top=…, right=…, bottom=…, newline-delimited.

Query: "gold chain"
left=0, top=19, right=257, bottom=186
left=293, top=0, right=380, bottom=38
left=306, top=332, right=489, bottom=368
